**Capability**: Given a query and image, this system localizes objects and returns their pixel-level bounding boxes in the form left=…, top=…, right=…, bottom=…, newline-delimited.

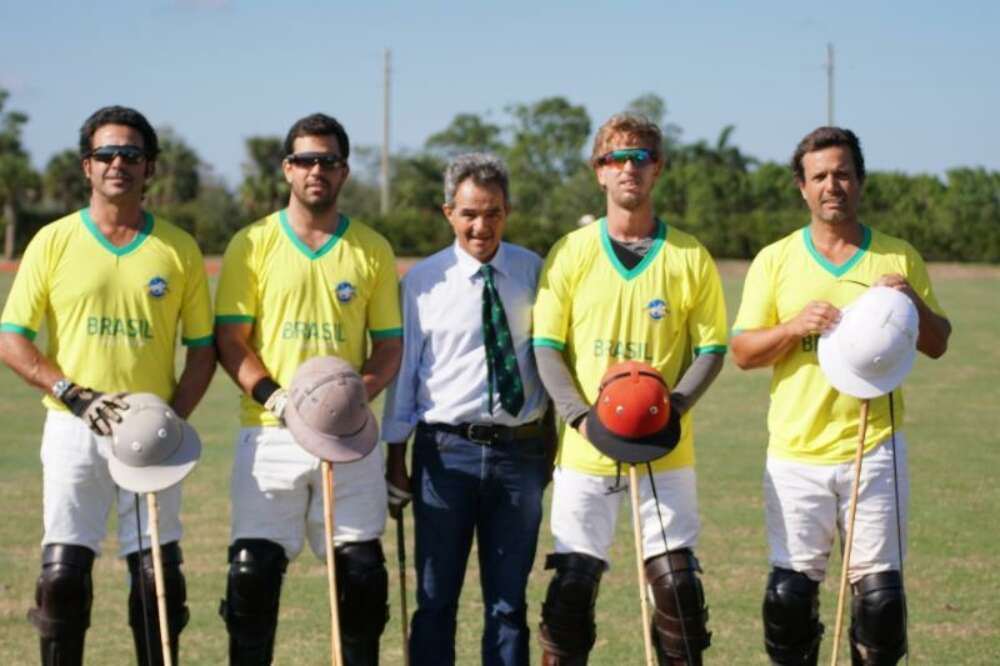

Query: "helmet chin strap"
left=645, top=461, right=695, bottom=665
left=888, top=392, right=909, bottom=665
left=132, top=491, right=155, bottom=666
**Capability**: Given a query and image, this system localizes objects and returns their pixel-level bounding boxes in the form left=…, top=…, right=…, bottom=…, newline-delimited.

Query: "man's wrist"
left=52, top=378, right=74, bottom=401
left=251, top=377, right=281, bottom=406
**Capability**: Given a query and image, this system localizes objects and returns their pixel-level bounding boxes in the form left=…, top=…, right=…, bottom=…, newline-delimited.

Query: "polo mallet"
left=113, top=393, right=202, bottom=666
left=133, top=494, right=157, bottom=666
left=146, top=492, right=174, bottom=666
left=830, top=399, right=871, bottom=666
left=628, top=465, right=657, bottom=666
left=396, top=514, right=411, bottom=666
left=321, top=460, right=344, bottom=666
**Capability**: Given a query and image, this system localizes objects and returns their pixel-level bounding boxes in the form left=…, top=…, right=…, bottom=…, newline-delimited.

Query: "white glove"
left=264, top=388, right=289, bottom=423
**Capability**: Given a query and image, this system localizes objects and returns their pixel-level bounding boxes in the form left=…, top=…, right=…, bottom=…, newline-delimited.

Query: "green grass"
left=1, top=271, right=998, bottom=664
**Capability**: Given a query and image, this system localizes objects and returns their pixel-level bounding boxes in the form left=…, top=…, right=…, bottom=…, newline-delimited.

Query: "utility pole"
left=826, top=43, right=835, bottom=126
left=380, top=48, right=391, bottom=215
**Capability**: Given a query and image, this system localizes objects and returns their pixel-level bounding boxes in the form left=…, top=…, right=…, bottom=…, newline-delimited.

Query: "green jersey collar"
left=600, top=216, right=666, bottom=280
left=81, top=208, right=153, bottom=257
left=803, top=224, right=871, bottom=277
left=279, top=209, right=348, bottom=260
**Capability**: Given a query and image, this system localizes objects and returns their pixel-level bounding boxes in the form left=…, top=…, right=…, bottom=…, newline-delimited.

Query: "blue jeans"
left=409, top=425, right=548, bottom=666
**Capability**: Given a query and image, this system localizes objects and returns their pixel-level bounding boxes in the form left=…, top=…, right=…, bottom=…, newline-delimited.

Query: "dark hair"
left=791, top=127, right=865, bottom=182
left=79, top=106, right=159, bottom=159
left=283, top=113, right=350, bottom=158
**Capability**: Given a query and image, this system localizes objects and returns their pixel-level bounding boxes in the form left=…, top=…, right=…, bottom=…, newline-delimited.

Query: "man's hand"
left=61, top=386, right=130, bottom=437
left=876, top=272, right=952, bottom=358
left=264, top=388, right=289, bottom=424
left=875, top=273, right=918, bottom=300
left=784, top=300, right=841, bottom=338
left=386, top=444, right=412, bottom=520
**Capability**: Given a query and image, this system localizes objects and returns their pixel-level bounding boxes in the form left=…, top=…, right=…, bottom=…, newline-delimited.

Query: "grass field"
left=1, top=269, right=998, bottom=664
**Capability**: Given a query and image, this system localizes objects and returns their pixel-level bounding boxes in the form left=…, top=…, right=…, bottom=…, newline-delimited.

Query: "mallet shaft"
left=831, top=399, right=871, bottom=665
left=629, top=465, right=657, bottom=666
left=146, top=492, right=173, bottom=666
left=322, top=461, right=344, bottom=666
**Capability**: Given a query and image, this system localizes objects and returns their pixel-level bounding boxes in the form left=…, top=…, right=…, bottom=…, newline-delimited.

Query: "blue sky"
left=2, top=1, right=997, bottom=187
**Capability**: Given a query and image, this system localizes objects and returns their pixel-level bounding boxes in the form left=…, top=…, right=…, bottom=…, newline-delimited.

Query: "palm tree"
left=145, top=127, right=201, bottom=209
left=239, top=136, right=288, bottom=219
left=43, top=149, right=89, bottom=213
left=0, top=89, right=36, bottom=259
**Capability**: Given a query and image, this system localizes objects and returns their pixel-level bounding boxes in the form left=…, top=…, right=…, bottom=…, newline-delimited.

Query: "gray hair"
left=443, top=153, right=510, bottom=206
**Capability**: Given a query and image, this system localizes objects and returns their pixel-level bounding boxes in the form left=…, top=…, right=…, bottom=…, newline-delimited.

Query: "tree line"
left=2, top=90, right=998, bottom=262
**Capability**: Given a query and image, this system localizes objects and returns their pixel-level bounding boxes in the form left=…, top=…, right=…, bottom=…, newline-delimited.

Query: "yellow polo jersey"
left=215, top=210, right=402, bottom=427
left=732, top=225, right=946, bottom=464
left=532, top=218, right=728, bottom=475
left=0, top=209, right=214, bottom=409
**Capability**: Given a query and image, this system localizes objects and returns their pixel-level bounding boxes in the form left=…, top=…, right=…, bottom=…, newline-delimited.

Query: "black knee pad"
left=645, top=549, right=712, bottom=659
left=128, top=542, right=190, bottom=634
left=220, top=538, right=288, bottom=664
left=762, top=568, right=823, bottom=665
left=127, top=542, right=189, bottom=666
left=538, top=552, right=606, bottom=659
left=28, top=544, right=95, bottom=639
left=850, top=571, right=906, bottom=665
left=335, top=540, right=389, bottom=643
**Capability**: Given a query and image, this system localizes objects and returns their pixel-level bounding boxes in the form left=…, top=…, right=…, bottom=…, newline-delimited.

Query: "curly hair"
left=590, top=113, right=662, bottom=166
left=79, top=106, right=159, bottom=159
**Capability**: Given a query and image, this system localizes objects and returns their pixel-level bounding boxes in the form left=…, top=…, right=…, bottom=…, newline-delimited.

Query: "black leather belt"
left=418, top=420, right=544, bottom=445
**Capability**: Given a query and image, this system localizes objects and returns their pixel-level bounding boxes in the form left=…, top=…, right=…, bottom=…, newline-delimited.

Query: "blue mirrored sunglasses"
left=597, top=148, right=657, bottom=167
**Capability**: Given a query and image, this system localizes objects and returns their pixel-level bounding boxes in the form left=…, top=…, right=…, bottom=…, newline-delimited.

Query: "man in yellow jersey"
left=532, top=113, right=727, bottom=665
left=0, top=106, right=216, bottom=666
left=731, top=127, right=952, bottom=666
left=215, top=113, right=402, bottom=665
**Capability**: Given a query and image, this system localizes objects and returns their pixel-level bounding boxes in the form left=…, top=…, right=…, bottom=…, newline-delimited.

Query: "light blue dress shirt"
left=381, top=241, right=548, bottom=443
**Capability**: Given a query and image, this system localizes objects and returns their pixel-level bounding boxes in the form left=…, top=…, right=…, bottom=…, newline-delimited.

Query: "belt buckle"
left=465, top=424, right=494, bottom=445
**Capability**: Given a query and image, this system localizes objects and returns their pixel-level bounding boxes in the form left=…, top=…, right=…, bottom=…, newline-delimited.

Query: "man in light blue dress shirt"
left=382, top=153, right=552, bottom=666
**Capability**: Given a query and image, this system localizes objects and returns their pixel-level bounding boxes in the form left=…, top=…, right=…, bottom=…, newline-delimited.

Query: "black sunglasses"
left=88, top=145, right=148, bottom=165
left=286, top=152, right=346, bottom=170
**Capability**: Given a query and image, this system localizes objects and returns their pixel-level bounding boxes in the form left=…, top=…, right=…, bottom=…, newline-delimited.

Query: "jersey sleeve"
left=214, top=231, right=259, bottom=324
left=0, top=229, right=52, bottom=340
left=178, top=237, right=214, bottom=346
left=366, top=238, right=402, bottom=339
left=732, top=248, right=777, bottom=333
left=689, top=247, right=728, bottom=354
left=903, top=244, right=947, bottom=319
left=531, top=236, right=573, bottom=351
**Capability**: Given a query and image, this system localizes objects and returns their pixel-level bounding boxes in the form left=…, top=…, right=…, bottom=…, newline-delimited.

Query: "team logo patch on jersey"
left=147, top=276, right=169, bottom=298
left=646, top=298, right=669, bottom=320
left=335, top=281, right=355, bottom=303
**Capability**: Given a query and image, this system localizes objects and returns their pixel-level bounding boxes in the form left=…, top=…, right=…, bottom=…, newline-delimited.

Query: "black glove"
left=61, top=385, right=130, bottom=437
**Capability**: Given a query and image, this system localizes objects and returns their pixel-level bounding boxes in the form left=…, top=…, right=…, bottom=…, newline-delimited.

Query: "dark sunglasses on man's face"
left=596, top=148, right=657, bottom=168
left=88, top=145, right=148, bottom=165
left=286, top=152, right=346, bottom=170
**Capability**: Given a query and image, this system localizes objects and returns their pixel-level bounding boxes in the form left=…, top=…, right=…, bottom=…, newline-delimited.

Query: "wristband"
left=251, top=377, right=282, bottom=406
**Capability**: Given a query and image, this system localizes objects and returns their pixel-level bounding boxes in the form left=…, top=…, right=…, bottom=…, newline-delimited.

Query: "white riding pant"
left=229, top=426, right=387, bottom=561
left=764, top=433, right=909, bottom=583
left=549, top=465, right=699, bottom=565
